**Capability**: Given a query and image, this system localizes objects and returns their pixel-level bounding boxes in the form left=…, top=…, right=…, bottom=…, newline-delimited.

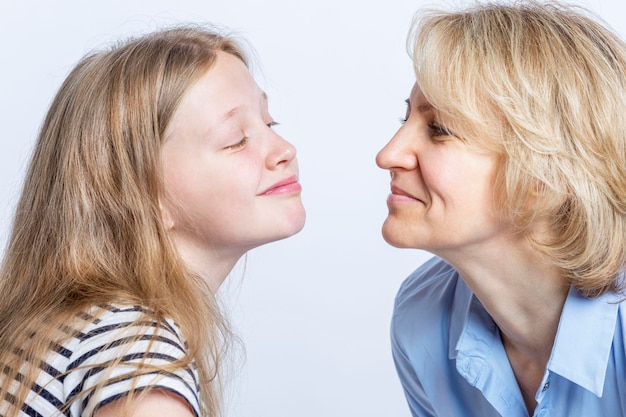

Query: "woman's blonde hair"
left=410, top=1, right=626, bottom=296
left=0, top=26, right=247, bottom=416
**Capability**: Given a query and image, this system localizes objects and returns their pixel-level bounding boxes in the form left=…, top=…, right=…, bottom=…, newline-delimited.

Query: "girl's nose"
left=267, top=131, right=297, bottom=168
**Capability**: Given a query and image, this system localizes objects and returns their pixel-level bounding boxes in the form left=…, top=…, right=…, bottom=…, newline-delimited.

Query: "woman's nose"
left=376, top=127, right=418, bottom=171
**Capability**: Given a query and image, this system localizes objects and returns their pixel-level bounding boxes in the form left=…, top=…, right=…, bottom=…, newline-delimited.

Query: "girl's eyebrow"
left=220, top=106, right=242, bottom=124
left=219, top=91, right=268, bottom=125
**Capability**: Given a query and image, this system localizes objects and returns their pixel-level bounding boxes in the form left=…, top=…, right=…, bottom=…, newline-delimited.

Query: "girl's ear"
left=159, top=199, right=176, bottom=231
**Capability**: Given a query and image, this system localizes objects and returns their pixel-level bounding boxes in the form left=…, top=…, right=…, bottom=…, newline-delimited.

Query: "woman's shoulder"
left=391, top=257, right=465, bottom=350
left=394, top=256, right=460, bottom=308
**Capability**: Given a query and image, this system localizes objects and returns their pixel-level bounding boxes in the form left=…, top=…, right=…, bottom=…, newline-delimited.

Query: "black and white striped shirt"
left=15, top=305, right=200, bottom=417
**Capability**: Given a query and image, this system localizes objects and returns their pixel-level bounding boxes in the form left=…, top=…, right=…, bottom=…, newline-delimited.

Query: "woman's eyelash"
left=400, top=99, right=411, bottom=125
left=428, top=122, right=452, bottom=137
left=268, top=121, right=279, bottom=128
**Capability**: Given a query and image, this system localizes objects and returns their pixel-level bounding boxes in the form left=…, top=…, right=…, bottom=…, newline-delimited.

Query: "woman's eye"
left=226, top=137, right=247, bottom=150
left=267, top=121, right=279, bottom=129
left=400, top=99, right=410, bottom=125
left=428, top=122, right=452, bottom=137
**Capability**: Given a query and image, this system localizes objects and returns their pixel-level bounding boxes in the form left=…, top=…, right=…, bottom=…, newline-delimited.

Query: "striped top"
left=13, top=305, right=200, bottom=417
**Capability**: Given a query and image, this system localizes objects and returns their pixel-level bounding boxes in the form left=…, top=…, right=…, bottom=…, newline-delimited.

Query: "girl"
left=0, top=26, right=305, bottom=417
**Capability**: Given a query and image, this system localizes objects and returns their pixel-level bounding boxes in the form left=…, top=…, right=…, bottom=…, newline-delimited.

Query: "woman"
left=0, top=27, right=305, bottom=417
left=377, top=2, right=625, bottom=416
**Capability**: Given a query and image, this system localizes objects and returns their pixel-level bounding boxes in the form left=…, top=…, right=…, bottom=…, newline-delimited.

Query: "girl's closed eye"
left=226, top=119, right=278, bottom=150
left=225, top=136, right=247, bottom=150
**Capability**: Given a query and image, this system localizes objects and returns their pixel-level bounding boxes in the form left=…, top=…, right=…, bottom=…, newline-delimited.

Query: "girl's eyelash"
left=399, top=117, right=408, bottom=125
left=226, top=137, right=247, bottom=150
left=226, top=120, right=277, bottom=150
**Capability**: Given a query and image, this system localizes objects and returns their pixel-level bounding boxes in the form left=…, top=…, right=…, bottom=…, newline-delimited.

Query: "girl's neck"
left=170, top=234, right=244, bottom=293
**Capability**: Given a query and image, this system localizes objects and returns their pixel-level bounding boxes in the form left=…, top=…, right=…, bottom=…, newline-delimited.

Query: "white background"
left=1, top=1, right=624, bottom=416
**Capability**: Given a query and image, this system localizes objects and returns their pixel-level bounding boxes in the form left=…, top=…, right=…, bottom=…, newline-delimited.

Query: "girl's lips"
left=259, top=175, right=302, bottom=196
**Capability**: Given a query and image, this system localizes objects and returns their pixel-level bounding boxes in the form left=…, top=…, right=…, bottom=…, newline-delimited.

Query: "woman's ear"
left=523, top=179, right=568, bottom=226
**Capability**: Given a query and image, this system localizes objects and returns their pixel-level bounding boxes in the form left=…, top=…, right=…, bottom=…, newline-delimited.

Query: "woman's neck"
left=439, top=234, right=569, bottom=413
left=445, top=235, right=568, bottom=354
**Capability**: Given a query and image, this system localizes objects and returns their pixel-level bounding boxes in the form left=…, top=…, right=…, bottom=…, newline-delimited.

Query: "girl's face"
left=161, top=52, right=305, bottom=260
left=376, top=84, right=509, bottom=258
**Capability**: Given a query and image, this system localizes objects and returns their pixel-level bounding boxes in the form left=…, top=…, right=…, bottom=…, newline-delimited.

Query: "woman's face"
left=376, top=84, right=508, bottom=257
left=161, top=52, right=305, bottom=258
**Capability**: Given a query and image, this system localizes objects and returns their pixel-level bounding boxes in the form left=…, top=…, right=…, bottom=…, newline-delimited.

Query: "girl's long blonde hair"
left=410, top=1, right=626, bottom=297
left=0, top=26, right=247, bottom=416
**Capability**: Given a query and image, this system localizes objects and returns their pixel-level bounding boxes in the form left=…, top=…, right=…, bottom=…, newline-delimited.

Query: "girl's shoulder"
left=60, top=304, right=200, bottom=417
left=61, top=304, right=187, bottom=359
left=78, top=304, right=184, bottom=342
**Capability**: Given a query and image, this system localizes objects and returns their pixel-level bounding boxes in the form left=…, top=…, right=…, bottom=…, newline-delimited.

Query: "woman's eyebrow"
left=415, top=102, right=433, bottom=113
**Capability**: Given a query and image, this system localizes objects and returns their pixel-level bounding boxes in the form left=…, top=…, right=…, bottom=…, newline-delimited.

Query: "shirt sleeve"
left=390, top=258, right=444, bottom=417
left=62, top=306, right=201, bottom=417
left=391, top=310, right=437, bottom=417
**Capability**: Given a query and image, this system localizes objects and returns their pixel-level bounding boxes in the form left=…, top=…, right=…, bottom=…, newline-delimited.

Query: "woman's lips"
left=259, top=175, right=302, bottom=196
left=388, top=185, right=423, bottom=203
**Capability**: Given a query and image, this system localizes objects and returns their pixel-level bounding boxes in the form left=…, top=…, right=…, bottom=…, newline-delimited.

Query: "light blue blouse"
left=391, top=256, right=626, bottom=417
